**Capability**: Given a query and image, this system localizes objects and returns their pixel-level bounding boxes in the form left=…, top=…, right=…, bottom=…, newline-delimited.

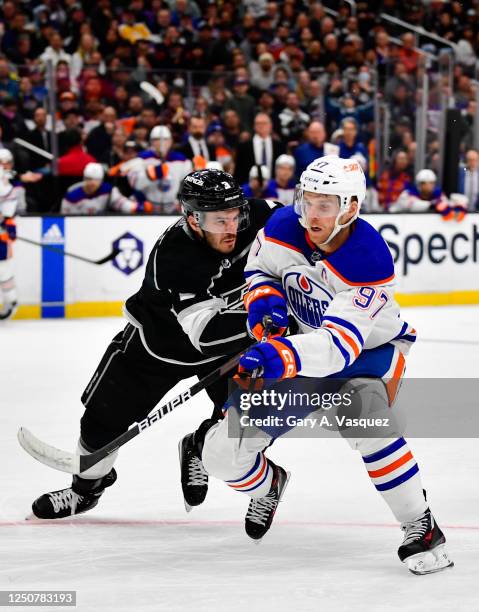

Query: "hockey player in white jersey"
left=61, top=163, right=139, bottom=215
left=0, top=166, right=19, bottom=320
left=200, top=155, right=453, bottom=575
left=126, top=125, right=192, bottom=214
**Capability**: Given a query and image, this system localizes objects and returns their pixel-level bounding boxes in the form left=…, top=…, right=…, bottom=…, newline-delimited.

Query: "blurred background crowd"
left=0, top=0, right=479, bottom=218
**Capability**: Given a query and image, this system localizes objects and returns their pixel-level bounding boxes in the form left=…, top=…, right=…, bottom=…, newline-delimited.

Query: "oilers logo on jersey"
left=284, top=271, right=333, bottom=328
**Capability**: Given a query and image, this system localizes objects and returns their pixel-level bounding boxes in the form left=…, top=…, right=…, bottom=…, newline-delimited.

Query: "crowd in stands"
left=0, top=0, right=478, bottom=216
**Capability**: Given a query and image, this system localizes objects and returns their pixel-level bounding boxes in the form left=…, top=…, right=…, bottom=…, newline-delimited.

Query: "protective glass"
left=294, top=186, right=341, bottom=226
left=194, top=204, right=250, bottom=234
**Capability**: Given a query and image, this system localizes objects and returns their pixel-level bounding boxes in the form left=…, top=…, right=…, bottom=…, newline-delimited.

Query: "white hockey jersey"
left=0, top=180, right=25, bottom=217
left=61, top=181, right=137, bottom=215
left=127, top=150, right=192, bottom=213
left=245, top=206, right=416, bottom=378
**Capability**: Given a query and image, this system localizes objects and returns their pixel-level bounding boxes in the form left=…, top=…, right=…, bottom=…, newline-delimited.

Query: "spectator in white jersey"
left=61, top=163, right=139, bottom=215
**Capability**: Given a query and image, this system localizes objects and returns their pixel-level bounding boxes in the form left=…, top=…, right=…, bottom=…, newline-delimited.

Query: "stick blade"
left=17, top=427, right=80, bottom=474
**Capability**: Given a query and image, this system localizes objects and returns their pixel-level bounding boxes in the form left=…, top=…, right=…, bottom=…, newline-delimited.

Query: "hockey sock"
left=361, top=437, right=427, bottom=523
left=226, top=452, right=273, bottom=499
left=77, top=438, right=118, bottom=480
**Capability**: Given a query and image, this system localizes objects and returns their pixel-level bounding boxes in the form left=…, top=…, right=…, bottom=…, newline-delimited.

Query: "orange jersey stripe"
left=325, top=323, right=360, bottom=358
left=385, top=352, right=406, bottom=406
left=265, top=236, right=303, bottom=254
left=368, top=451, right=413, bottom=478
left=230, top=456, right=267, bottom=489
left=322, top=259, right=395, bottom=286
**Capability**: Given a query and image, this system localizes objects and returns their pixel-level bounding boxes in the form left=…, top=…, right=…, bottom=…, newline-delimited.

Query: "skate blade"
left=406, top=544, right=454, bottom=575
left=253, top=470, right=291, bottom=545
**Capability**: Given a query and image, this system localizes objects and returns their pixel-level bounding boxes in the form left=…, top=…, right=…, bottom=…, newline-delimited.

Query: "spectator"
left=224, top=78, right=256, bottom=133
left=71, top=33, right=101, bottom=83
left=264, top=154, right=296, bottom=205
left=458, top=149, right=479, bottom=211
left=397, top=33, right=420, bottom=73
left=40, top=32, right=72, bottom=68
left=24, top=107, right=51, bottom=170
left=57, top=128, right=97, bottom=177
left=250, top=52, right=276, bottom=90
left=377, top=151, right=412, bottom=211
left=241, top=164, right=270, bottom=198
left=337, top=118, right=368, bottom=166
left=278, top=91, right=310, bottom=145
left=0, top=57, right=19, bottom=100
left=293, top=121, right=339, bottom=178
left=85, top=106, right=117, bottom=164
left=234, top=112, right=285, bottom=184
left=178, top=115, right=216, bottom=169
left=61, top=162, right=137, bottom=215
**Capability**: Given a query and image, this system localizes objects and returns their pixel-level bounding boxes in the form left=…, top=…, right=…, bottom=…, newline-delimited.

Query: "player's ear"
left=187, top=213, right=202, bottom=235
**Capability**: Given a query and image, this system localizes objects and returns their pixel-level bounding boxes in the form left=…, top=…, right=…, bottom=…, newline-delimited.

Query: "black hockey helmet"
left=179, top=169, right=250, bottom=232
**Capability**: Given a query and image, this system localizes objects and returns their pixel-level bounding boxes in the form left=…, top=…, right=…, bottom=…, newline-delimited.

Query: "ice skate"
left=179, top=432, right=208, bottom=512
left=31, top=469, right=117, bottom=519
left=398, top=507, right=454, bottom=575
left=245, top=460, right=290, bottom=541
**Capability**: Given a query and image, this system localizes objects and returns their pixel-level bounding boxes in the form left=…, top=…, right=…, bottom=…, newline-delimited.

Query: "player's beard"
left=205, top=231, right=237, bottom=254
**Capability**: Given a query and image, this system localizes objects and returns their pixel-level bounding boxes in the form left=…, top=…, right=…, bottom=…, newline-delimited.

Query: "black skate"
left=179, top=432, right=209, bottom=512
left=398, top=507, right=454, bottom=575
left=0, top=300, right=17, bottom=320
left=31, top=469, right=117, bottom=519
left=245, top=460, right=290, bottom=541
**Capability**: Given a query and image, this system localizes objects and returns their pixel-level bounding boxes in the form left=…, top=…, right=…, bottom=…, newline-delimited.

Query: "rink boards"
left=11, top=213, right=479, bottom=318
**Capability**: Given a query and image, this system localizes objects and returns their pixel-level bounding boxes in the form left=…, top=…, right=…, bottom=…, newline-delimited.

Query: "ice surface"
left=1, top=307, right=478, bottom=612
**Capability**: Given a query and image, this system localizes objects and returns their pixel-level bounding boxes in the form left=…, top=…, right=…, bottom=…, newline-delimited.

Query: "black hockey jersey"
left=124, top=199, right=281, bottom=365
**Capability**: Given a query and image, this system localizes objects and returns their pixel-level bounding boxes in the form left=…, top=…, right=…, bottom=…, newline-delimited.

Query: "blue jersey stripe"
left=324, top=328, right=350, bottom=368
left=322, top=315, right=364, bottom=346
left=363, top=437, right=406, bottom=464
left=374, top=463, right=419, bottom=491
left=226, top=453, right=261, bottom=483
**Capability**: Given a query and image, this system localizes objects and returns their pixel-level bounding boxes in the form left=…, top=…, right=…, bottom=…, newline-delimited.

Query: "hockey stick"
left=18, top=351, right=243, bottom=474
left=17, top=236, right=120, bottom=265
left=14, top=138, right=54, bottom=161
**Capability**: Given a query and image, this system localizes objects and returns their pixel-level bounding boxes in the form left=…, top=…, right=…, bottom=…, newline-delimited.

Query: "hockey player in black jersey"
left=31, top=169, right=281, bottom=519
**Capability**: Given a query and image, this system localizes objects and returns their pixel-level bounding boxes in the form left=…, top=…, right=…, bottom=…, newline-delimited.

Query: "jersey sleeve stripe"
left=323, top=327, right=350, bottom=368
left=323, top=259, right=395, bottom=286
left=325, top=323, right=361, bottom=358
left=322, top=315, right=364, bottom=346
left=265, top=235, right=303, bottom=254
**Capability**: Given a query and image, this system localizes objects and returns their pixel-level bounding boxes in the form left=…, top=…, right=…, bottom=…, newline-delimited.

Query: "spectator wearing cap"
left=376, top=150, right=412, bottom=211
left=40, top=32, right=72, bottom=68
left=61, top=162, right=138, bottom=214
left=263, top=154, right=296, bottom=205
left=224, top=78, right=256, bottom=133
left=458, top=149, right=479, bottom=211
left=293, top=121, right=339, bottom=178
left=250, top=52, right=276, bottom=90
left=234, top=112, right=285, bottom=185
left=178, top=115, right=216, bottom=170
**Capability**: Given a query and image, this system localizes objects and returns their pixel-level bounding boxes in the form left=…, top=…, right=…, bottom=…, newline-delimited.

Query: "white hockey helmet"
left=83, top=162, right=104, bottom=181
left=294, top=154, right=366, bottom=246
left=0, top=148, right=14, bottom=165
left=275, top=154, right=295, bottom=169
left=416, top=169, right=436, bottom=184
left=249, top=164, right=270, bottom=181
left=0, top=166, right=12, bottom=197
left=150, top=125, right=172, bottom=141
